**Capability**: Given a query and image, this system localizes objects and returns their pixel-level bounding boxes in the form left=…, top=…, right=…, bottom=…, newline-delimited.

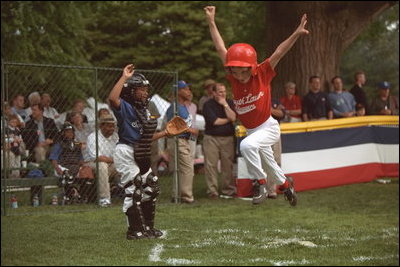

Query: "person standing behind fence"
left=202, top=83, right=236, bottom=199
left=369, top=81, right=399, bottom=115
left=85, top=114, right=119, bottom=207
left=350, top=71, right=369, bottom=115
left=328, top=76, right=356, bottom=118
left=198, top=79, right=216, bottom=115
left=204, top=5, right=302, bottom=205
left=109, top=64, right=168, bottom=239
left=302, top=76, right=333, bottom=121
left=165, top=80, right=199, bottom=204
left=279, top=82, right=302, bottom=122
left=148, top=100, right=162, bottom=176
left=21, top=103, right=59, bottom=163
left=182, top=81, right=198, bottom=159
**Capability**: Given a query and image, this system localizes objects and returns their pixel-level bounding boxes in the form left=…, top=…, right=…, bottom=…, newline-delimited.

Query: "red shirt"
left=280, top=95, right=302, bottom=118
left=227, top=58, right=276, bottom=129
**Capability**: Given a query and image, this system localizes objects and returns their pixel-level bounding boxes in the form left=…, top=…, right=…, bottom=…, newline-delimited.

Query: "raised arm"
left=108, top=64, right=135, bottom=109
left=269, top=14, right=309, bottom=69
left=204, top=6, right=227, bottom=64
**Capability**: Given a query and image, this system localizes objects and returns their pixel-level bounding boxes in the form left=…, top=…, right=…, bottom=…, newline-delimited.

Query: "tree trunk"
left=265, top=1, right=392, bottom=98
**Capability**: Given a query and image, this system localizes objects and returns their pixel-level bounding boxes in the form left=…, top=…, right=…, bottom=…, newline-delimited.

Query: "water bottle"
left=235, top=124, right=247, bottom=157
left=10, top=195, right=18, bottom=209
left=33, top=194, right=39, bottom=207
left=51, top=194, right=58, bottom=206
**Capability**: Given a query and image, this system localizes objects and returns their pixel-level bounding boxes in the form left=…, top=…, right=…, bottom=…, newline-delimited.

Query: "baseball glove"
left=165, top=116, right=189, bottom=137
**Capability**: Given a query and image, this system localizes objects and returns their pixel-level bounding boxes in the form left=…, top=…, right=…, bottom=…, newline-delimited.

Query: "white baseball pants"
left=240, top=116, right=286, bottom=185
left=113, top=144, right=151, bottom=212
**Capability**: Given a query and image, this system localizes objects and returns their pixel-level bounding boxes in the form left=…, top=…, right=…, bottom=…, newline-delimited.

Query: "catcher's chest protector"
left=133, top=106, right=157, bottom=173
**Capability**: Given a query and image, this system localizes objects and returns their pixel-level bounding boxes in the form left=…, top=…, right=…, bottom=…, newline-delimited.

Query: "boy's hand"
left=123, top=64, right=135, bottom=79
left=204, top=6, right=216, bottom=23
left=297, top=14, right=310, bottom=35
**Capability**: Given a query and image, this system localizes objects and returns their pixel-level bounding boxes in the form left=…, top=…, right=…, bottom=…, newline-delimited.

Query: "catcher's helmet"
left=121, top=73, right=151, bottom=105
left=225, top=43, right=257, bottom=75
left=126, top=73, right=150, bottom=89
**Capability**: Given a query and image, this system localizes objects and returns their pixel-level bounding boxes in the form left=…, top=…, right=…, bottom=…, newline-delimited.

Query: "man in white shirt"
left=85, top=114, right=119, bottom=207
left=41, top=93, right=60, bottom=120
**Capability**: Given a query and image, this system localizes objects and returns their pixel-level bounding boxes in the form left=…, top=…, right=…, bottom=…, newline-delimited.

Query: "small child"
left=5, top=115, right=25, bottom=178
left=205, top=5, right=309, bottom=205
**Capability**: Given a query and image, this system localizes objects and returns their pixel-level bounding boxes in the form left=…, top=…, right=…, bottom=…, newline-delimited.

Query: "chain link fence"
left=1, top=62, right=178, bottom=215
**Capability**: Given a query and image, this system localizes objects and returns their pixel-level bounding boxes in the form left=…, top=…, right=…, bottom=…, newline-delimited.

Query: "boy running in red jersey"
left=204, top=6, right=309, bottom=205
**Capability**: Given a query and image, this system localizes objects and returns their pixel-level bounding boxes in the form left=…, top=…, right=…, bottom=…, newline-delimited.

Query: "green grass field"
left=1, top=175, right=399, bottom=266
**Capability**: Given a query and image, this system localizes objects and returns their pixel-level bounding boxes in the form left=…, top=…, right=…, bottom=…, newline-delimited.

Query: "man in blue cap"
left=165, top=80, right=199, bottom=203
left=370, top=81, right=399, bottom=115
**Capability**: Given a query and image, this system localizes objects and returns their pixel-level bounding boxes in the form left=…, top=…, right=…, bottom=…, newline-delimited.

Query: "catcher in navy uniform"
left=109, top=64, right=187, bottom=240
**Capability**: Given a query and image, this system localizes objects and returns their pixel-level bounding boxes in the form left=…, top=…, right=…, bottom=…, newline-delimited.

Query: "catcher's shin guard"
left=142, top=200, right=163, bottom=238
left=125, top=202, right=148, bottom=239
left=142, top=200, right=156, bottom=229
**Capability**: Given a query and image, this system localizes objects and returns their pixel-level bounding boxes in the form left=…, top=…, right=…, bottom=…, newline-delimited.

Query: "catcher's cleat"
left=282, top=176, right=297, bottom=206
left=126, top=230, right=149, bottom=240
left=146, top=228, right=163, bottom=238
left=252, top=180, right=267, bottom=205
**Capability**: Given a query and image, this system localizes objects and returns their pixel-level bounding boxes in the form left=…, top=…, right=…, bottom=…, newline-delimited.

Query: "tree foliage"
left=1, top=1, right=398, bottom=103
left=1, top=1, right=90, bottom=65
left=85, top=1, right=224, bottom=101
left=340, top=4, right=399, bottom=99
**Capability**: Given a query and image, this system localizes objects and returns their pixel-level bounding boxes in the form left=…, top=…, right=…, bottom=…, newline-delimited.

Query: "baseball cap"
left=203, top=79, right=216, bottom=88
left=99, top=114, right=116, bottom=124
left=177, top=80, right=190, bottom=89
left=62, top=122, right=74, bottom=132
left=377, top=81, right=390, bottom=89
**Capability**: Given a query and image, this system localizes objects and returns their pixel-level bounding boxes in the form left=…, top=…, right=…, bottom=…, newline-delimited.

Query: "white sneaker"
left=99, top=198, right=111, bottom=207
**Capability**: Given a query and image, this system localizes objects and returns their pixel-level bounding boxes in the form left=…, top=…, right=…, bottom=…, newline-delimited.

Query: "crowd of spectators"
left=1, top=70, right=398, bottom=205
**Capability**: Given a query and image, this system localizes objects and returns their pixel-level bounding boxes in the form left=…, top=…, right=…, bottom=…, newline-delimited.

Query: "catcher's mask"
left=225, top=43, right=257, bottom=76
left=121, top=73, right=151, bottom=107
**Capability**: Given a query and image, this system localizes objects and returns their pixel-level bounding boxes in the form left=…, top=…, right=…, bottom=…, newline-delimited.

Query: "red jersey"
left=227, top=58, right=276, bottom=129
left=280, top=95, right=302, bottom=118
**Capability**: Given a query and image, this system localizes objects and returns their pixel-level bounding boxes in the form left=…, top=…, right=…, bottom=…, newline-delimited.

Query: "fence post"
left=1, top=61, right=7, bottom=215
left=172, top=72, right=180, bottom=204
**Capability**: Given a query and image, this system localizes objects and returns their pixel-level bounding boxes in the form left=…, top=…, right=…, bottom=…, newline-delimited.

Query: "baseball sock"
left=278, top=180, right=289, bottom=191
left=258, top=179, right=267, bottom=185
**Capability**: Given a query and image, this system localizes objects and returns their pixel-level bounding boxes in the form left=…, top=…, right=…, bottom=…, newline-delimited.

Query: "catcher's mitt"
left=165, top=116, right=189, bottom=137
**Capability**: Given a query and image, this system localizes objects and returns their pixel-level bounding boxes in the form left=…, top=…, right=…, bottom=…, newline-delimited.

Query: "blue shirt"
left=111, top=99, right=142, bottom=144
left=166, top=103, right=191, bottom=139
left=328, top=91, right=356, bottom=118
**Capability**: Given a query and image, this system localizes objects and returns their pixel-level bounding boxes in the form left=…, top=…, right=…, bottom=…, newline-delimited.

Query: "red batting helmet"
left=225, top=43, right=257, bottom=75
